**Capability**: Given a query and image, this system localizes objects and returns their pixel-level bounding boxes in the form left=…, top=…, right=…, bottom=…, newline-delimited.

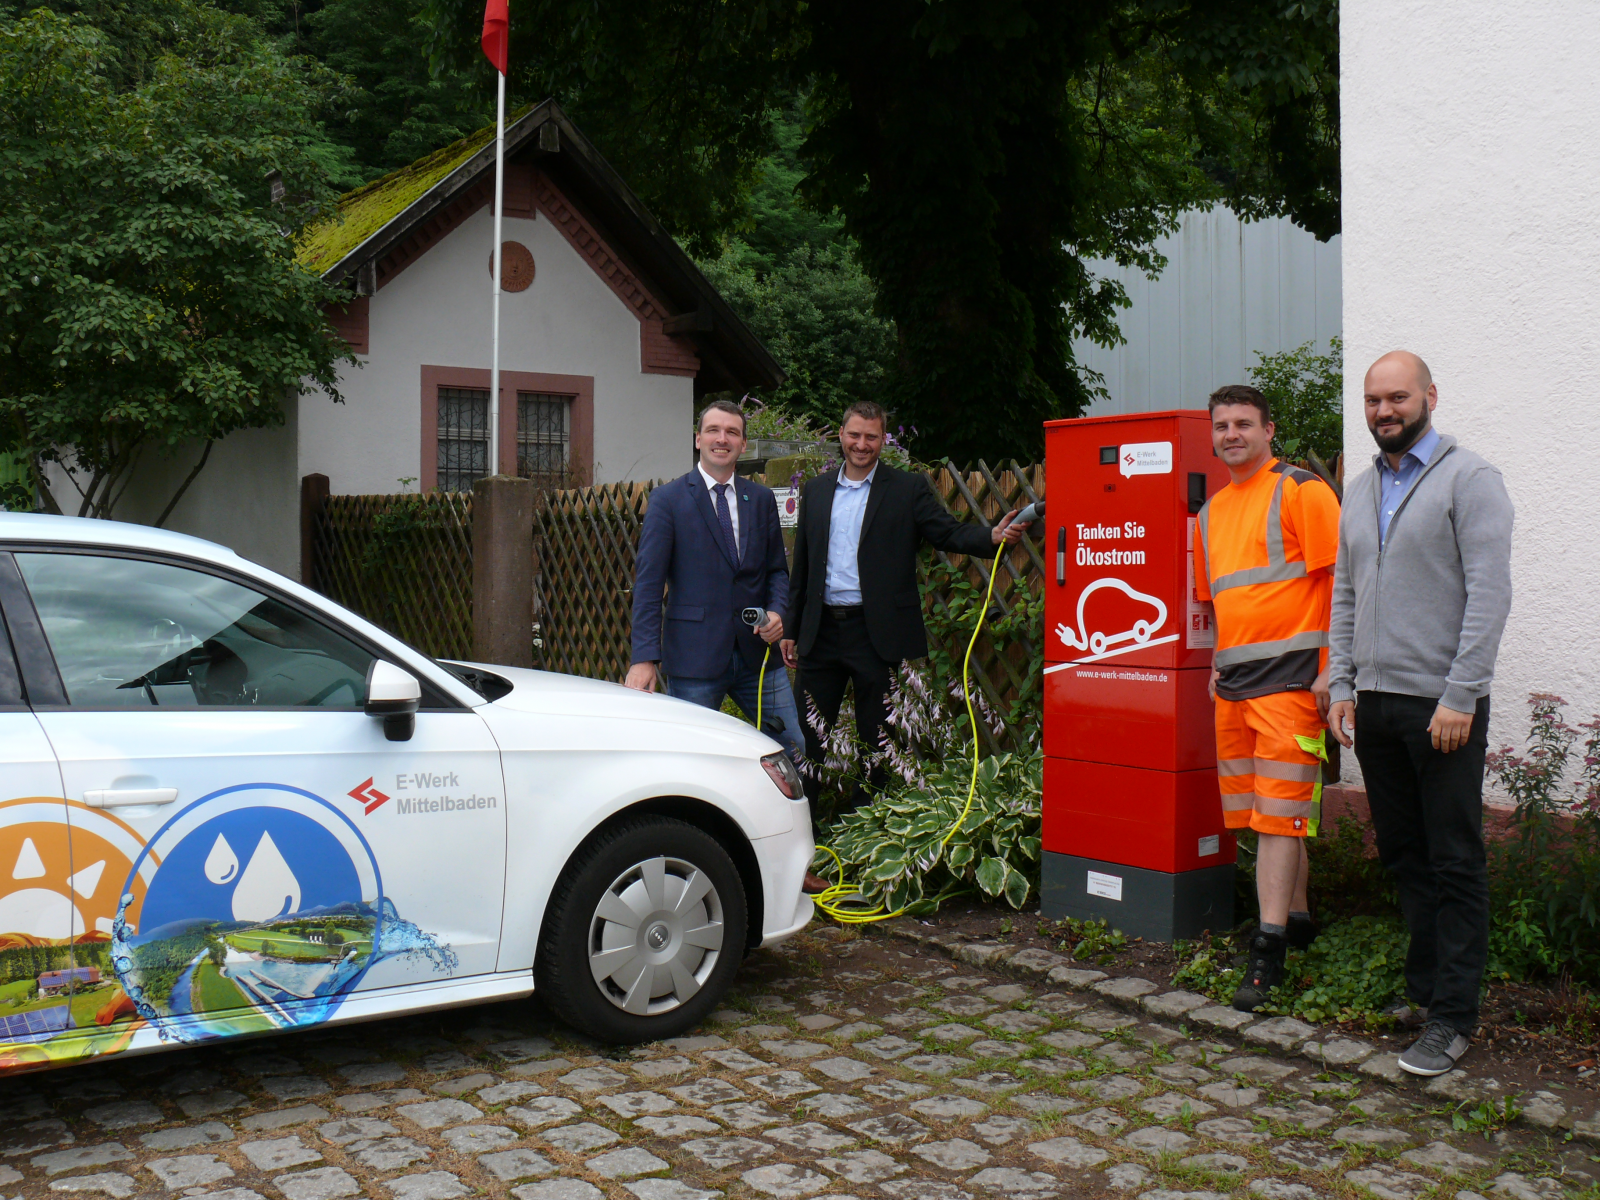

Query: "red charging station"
left=1040, top=411, right=1236, bottom=941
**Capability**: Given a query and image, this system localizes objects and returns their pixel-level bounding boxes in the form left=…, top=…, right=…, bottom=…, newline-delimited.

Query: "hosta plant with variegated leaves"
left=819, top=749, right=1042, bottom=914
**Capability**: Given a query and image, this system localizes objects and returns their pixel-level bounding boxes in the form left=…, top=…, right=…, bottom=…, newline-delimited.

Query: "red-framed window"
left=419, top=367, right=593, bottom=492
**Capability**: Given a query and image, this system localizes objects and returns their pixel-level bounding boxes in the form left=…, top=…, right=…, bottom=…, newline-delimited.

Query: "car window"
left=16, top=553, right=375, bottom=709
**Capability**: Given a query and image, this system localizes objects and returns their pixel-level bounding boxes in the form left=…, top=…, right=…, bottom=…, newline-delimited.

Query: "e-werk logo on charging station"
left=347, top=774, right=499, bottom=818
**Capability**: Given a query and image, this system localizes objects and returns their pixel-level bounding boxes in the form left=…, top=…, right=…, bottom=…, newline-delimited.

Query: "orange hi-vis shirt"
left=1194, top=460, right=1341, bottom=701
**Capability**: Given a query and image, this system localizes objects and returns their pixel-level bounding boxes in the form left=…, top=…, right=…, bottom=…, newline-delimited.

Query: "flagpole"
left=488, top=67, right=506, bottom=480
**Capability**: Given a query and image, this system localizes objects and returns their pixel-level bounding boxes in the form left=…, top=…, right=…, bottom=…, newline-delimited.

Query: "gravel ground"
left=0, top=923, right=1595, bottom=1200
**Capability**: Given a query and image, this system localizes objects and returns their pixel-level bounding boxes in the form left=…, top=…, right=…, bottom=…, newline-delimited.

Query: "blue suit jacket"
left=630, top=470, right=790, bottom=679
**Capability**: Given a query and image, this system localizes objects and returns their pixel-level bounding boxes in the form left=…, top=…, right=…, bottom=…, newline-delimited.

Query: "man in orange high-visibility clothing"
left=1195, top=384, right=1342, bottom=1012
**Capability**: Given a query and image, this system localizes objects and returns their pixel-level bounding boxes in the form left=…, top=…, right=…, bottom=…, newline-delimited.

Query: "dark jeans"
left=796, top=607, right=895, bottom=812
left=1354, top=690, right=1491, bottom=1035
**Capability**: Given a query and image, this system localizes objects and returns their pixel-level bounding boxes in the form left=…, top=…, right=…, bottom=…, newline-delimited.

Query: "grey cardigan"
left=1328, top=433, right=1514, bottom=712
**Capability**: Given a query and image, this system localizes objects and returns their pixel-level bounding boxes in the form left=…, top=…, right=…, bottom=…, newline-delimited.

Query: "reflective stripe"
left=1265, top=469, right=1288, bottom=566
left=1210, top=560, right=1308, bottom=594
left=1217, top=758, right=1254, bottom=777
left=1253, top=758, right=1322, bottom=783
left=1255, top=795, right=1314, bottom=818
left=1220, top=791, right=1257, bottom=811
left=1199, top=464, right=1301, bottom=597
left=1213, top=630, right=1329, bottom=668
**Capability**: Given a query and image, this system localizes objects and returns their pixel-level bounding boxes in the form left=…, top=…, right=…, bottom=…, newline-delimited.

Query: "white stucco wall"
left=1075, top=207, right=1342, bottom=415
left=41, top=407, right=300, bottom=576
left=300, top=206, right=695, bottom=496
left=1343, top=1, right=1600, bottom=764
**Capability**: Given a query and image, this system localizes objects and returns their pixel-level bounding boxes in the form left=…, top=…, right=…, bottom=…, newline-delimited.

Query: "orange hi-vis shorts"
left=1215, top=690, right=1327, bottom=837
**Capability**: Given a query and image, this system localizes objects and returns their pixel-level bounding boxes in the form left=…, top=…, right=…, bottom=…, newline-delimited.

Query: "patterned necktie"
left=713, top=482, right=738, bottom=562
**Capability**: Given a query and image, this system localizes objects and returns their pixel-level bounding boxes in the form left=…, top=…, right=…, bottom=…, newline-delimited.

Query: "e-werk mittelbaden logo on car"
left=0, top=786, right=458, bottom=1071
left=347, top=774, right=500, bottom=817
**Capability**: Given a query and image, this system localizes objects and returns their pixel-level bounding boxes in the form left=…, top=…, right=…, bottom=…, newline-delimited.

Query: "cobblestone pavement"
left=0, top=925, right=1595, bottom=1200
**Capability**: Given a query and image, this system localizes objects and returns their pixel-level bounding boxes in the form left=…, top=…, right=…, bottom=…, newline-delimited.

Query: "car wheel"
left=536, top=815, right=747, bottom=1043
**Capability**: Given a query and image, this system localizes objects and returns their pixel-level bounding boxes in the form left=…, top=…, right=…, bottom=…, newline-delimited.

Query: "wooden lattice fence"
left=310, top=492, right=475, bottom=659
left=528, top=461, right=1046, bottom=752
left=920, top=461, right=1046, bottom=756
left=531, top=482, right=654, bottom=680
left=305, top=464, right=1049, bottom=752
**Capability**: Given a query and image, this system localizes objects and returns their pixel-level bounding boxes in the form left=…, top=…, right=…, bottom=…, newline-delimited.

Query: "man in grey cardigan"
left=1328, top=350, right=1514, bottom=1077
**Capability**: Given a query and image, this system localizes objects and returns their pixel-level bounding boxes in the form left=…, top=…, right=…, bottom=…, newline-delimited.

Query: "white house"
left=1342, top=1, right=1600, bottom=759
left=106, top=101, right=782, bottom=578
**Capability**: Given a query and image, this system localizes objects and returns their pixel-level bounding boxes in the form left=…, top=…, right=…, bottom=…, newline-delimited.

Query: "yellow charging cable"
left=756, top=643, right=768, bottom=736
left=809, top=540, right=1008, bottom=924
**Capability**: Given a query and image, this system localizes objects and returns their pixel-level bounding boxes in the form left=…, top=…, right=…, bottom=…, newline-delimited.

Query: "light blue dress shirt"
left=823, top=464, right=876, bottom=604
left=1377, top=424, right=1441, bottom=544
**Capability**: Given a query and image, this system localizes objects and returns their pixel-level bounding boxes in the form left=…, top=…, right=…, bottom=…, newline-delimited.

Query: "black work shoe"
left=1231, top=930, right=1288, bottom=1012
left=1286, top=913, right=1321, bottom=949
left=1399, top=1019, right=1470, bottom=1076
left=1380, top=997, right=1430, bottom=1029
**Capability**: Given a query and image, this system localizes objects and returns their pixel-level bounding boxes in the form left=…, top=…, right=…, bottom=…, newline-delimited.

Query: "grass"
left=194, top=962, right=250, bottom=1013
left=0, top=978, right=33, bottom=1004
left=224, top=929, right=369, bottom=962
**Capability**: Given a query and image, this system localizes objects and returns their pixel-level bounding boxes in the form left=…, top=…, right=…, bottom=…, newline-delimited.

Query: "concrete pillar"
left=473, top=474, right=535, bottom=667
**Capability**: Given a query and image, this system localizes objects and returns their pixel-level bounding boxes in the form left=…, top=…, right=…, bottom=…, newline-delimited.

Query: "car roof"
left=0, top=513, right=242, bottom=564
left=0, top=512, right=486, bottom=709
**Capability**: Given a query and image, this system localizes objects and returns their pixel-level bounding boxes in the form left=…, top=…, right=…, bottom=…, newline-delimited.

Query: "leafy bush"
left=1308, top=816, right=1397, bottom=920
left=919, top=554, right=1044, bottom=744
left=1248, top=337, right=1343, bottom=465
left=803, top=653, right=1017, bottom=820
left=820, top=749, right=1043, bottom=914
left=1047, top=916, right=1129, bottom=965
left=1485, top=694, right=1600, bottom=981
left=1172, top=915, right=1409, bottom=1025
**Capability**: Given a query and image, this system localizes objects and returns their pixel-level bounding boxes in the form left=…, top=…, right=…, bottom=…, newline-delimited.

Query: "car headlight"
left=761, top=751, right=805, bottom=800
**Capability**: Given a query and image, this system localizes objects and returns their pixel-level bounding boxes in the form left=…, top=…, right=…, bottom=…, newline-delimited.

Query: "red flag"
left=481, top=0, right=508, bottom=74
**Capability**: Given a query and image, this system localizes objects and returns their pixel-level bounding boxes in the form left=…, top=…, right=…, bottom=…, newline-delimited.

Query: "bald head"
left=1363, top=350, right=1438, bottom=460
left=1367, top=350, right=1432, bottom=394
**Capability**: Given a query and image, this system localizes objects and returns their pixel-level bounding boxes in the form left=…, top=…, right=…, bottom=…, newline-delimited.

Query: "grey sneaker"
left=1398, top=1020, right=1469, bottom=1076
left=1380, top=997, right=1429, bottom=1029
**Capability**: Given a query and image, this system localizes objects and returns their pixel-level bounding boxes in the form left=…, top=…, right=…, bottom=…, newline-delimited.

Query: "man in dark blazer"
left=627, top=400, right=803, bottom=761
left=781, top=401, right=1028, bottom=818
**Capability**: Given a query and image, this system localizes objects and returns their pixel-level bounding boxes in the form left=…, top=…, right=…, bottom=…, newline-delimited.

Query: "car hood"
left=456, top=663, right=778, bottom=750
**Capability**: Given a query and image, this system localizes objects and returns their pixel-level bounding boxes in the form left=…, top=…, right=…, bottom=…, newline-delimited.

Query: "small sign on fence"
left=772, top=487, right=799, bottom=528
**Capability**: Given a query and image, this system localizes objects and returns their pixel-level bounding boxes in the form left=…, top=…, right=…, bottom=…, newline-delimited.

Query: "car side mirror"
left=365, top=660, right=420, bottom=742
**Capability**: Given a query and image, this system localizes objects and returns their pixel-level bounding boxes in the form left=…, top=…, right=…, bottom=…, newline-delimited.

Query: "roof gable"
left=296, top=101, right=780, bottom=393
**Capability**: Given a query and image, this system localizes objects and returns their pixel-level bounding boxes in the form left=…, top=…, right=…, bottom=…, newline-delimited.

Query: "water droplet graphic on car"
left=375, top=896, right=460, bottom=973
left=203, top=834, right=238, bottom=885
left=231, top=832, right=300, bottom=922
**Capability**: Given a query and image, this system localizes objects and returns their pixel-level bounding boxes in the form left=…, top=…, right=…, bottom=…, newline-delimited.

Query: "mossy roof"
left=296, top=120, right=504, bottom=277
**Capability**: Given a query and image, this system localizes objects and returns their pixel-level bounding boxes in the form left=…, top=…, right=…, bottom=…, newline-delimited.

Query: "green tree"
left=306, top=0, right=488, bottom=181
left=697, top=100, right=895, bottom=425
left=702, top=244, right=896, bottom=428
left=1249, top=336, right=1342, bottom=464
left=0, top=6, right=354, bottom=520
left=422, top=0, right=1338, bottom=463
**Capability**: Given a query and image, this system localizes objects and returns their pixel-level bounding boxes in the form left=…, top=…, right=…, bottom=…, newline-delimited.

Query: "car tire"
left=535, top=815, right=747, bottom=1044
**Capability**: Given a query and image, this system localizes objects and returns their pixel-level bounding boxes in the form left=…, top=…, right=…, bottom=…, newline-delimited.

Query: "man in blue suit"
left=625, top=399, right=804, bottom=762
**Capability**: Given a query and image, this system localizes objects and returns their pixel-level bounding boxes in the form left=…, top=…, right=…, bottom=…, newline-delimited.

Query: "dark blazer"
left=631, top=470, right=789, bottom=679
left=786, top=463, right=995, bottom=663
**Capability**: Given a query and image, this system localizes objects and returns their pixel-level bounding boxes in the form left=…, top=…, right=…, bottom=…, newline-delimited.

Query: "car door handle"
left=83, top=788, right=178, bottom=809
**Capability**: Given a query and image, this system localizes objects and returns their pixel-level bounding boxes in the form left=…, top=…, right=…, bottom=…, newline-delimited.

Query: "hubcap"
left=588, top=855, right=724, bottom=1016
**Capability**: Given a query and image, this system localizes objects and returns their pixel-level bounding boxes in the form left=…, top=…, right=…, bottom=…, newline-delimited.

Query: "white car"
left=0, top=514, right=813, bottom=1073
